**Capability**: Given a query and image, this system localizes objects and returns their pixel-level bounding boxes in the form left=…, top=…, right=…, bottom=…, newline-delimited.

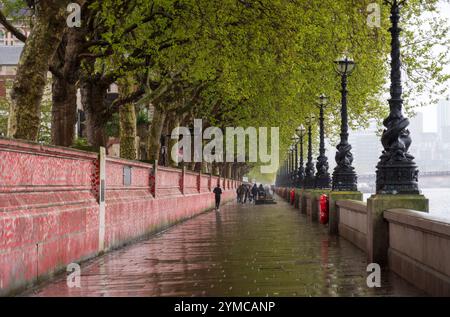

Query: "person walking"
left=213, top=184, right=223, bottom=211
left=237, top=184, right=244, bottom=203
left=251, top=184, right=258, bottom=204
left=243, top=185, right=250, bottom=203
left=248, top=185, right=253, bottom=203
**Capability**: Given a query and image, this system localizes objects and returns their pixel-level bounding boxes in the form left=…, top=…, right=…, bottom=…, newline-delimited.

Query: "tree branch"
left=106, top=86, right=146, bottom=116
left=0, top=10, right=27, bottom=42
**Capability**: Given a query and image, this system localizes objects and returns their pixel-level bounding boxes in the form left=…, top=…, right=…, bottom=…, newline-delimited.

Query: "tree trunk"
left=119, top=102, right=137, bottom=159
left=8, top=1, right=68, bottom=141
left=119, top=78, right=137, bottom=160
left=51, top=77, right=77, bottom=146
left=226, top=163, right=232, bottom=178
left=160, top=116, right=170, bottom=166
left=147, top=106, right=166, bottom=163
left=167, top=112, right=181, bottom=167
left=51, top=28, right=84, bottom=146
left=80, top=76, right=110, bottom=150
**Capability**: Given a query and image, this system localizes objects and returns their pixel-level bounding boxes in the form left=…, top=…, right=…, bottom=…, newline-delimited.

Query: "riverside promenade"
left=23, top=197, right=422, bottom=297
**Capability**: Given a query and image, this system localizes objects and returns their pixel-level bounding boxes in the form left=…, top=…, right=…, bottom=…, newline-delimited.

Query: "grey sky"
left=416, top=0, right=450, bottom=132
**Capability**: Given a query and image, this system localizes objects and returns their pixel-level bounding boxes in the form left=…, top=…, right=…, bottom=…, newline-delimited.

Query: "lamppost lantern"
left=296, top=124, right=306, bottom=136
left=318, top=94, right=328, bottom=106
left=334, top=55, right=356, bottom=76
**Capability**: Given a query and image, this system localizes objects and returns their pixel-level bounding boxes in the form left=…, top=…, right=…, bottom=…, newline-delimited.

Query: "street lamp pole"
left=296, top=125, right=306, bottom=188
left=375, top=0, right=419, bottom=194
left=332, top=55, right=358, bottom=192
left=304, top=116, right=316, bottom=189
left=291, top=135, right=299, bottom=188
left=288, top=148, right=291, bottom=186
left=291, top=146, right=296, bottom=186
left=285, top=158, right=289, bottom=186
left=288, top=150, right=292, bottom=186
left=315, top=94, right=331, bottom=189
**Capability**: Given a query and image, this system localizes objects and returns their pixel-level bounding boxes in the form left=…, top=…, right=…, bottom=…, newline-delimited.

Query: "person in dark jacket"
left=237, top=184, right=244, bottom=203
left=213, top=184, right=223, bottom=211
left=258, top=184, right=266, bottom=198
left=243, top=185, right=250, bottom=203
left=251, top=184, right=258, bottom=203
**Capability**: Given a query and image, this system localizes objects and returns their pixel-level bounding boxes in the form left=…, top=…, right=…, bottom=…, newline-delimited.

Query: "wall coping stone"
left=385, top=208, right=450, bottom=237
left=337, top=200, right=367, bottom=214
left=106, top=156, right=153, bottom=169
left=0, top=136, right=98, bottom=160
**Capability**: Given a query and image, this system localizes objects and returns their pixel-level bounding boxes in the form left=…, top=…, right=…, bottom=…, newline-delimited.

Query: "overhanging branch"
left=0, top=10, right=27, bottom=42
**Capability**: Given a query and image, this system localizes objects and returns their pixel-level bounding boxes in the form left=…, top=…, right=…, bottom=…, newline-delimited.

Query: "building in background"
left=0, top=46, right=23, bottom=97
left=404, top=110, right=445, bottom=172
left=0, top=14, right=28, bottom=96
left=348, top=120, right=383, bottom=176
left=0, top=22, right=28, bottom=46
left=437, top=99, right=450, bottom=143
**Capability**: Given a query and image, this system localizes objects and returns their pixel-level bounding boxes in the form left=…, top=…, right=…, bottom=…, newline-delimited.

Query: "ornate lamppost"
left=285, top=157, right=289, bottom=186
left=296, top=125, right=306, bottom=188
left=286, top=146, right=292, bottom=187
left=376, top=0, right=419, bottom=194
left=304, top=115, right=316, bottom=189
left=291, top=135, right=300, bottom=187
left=292, top=145, right=297, bottom=186
left=288, top=145, right=294, bottom=187
left=315, top=94, right=332, bottom=189
left=332, top=54, right=358, bottom=191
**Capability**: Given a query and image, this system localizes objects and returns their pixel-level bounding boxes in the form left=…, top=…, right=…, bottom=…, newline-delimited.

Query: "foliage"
left=1, top=0, right=449, bottom=180
left=71, top=137, right=96, bottom=152
left=136, top=108, right=149, bottom=126
left=106, top=112, right=120, bottom=137
left=0, top=97, right=9, bottom=137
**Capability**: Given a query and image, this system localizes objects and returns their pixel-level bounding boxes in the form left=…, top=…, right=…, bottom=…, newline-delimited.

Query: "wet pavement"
left=23, top=196, right=423, bottom=297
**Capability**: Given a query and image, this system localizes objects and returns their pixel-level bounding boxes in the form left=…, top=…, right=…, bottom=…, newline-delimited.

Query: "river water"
left=363, top=188, right=450, bottom=220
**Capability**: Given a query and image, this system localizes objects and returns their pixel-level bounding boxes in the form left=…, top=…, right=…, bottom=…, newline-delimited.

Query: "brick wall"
left=0, top=138, right=238, bottom=296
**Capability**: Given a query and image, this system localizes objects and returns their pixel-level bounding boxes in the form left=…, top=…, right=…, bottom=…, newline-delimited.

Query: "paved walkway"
left=23, top=196, right=423, bottom=296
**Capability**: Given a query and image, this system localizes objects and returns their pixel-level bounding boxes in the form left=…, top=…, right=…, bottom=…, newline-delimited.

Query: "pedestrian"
left=258, top=184, right=265, bottom=199
left=237, top=184, right=244, bottom=203
left=213, top=183, right=223, bottom=211
left=251, top=184, right=258, bottom=204
left=243, top=185, right=250, bottom=203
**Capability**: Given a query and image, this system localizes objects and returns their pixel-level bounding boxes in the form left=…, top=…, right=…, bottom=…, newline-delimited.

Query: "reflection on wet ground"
left=23, top=196, right=424, bottom=296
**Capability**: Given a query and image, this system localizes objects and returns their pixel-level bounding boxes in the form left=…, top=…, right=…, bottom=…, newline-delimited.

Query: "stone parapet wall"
left=0, top=138, right=238, bottom=296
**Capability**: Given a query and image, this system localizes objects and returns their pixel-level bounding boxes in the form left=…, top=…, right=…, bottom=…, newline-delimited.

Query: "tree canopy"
left=0, top=0, right=448, bottom=181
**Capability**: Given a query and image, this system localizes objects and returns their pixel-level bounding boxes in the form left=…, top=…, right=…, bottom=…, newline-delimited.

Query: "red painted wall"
left=0, top=138, right=238, bottom=296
